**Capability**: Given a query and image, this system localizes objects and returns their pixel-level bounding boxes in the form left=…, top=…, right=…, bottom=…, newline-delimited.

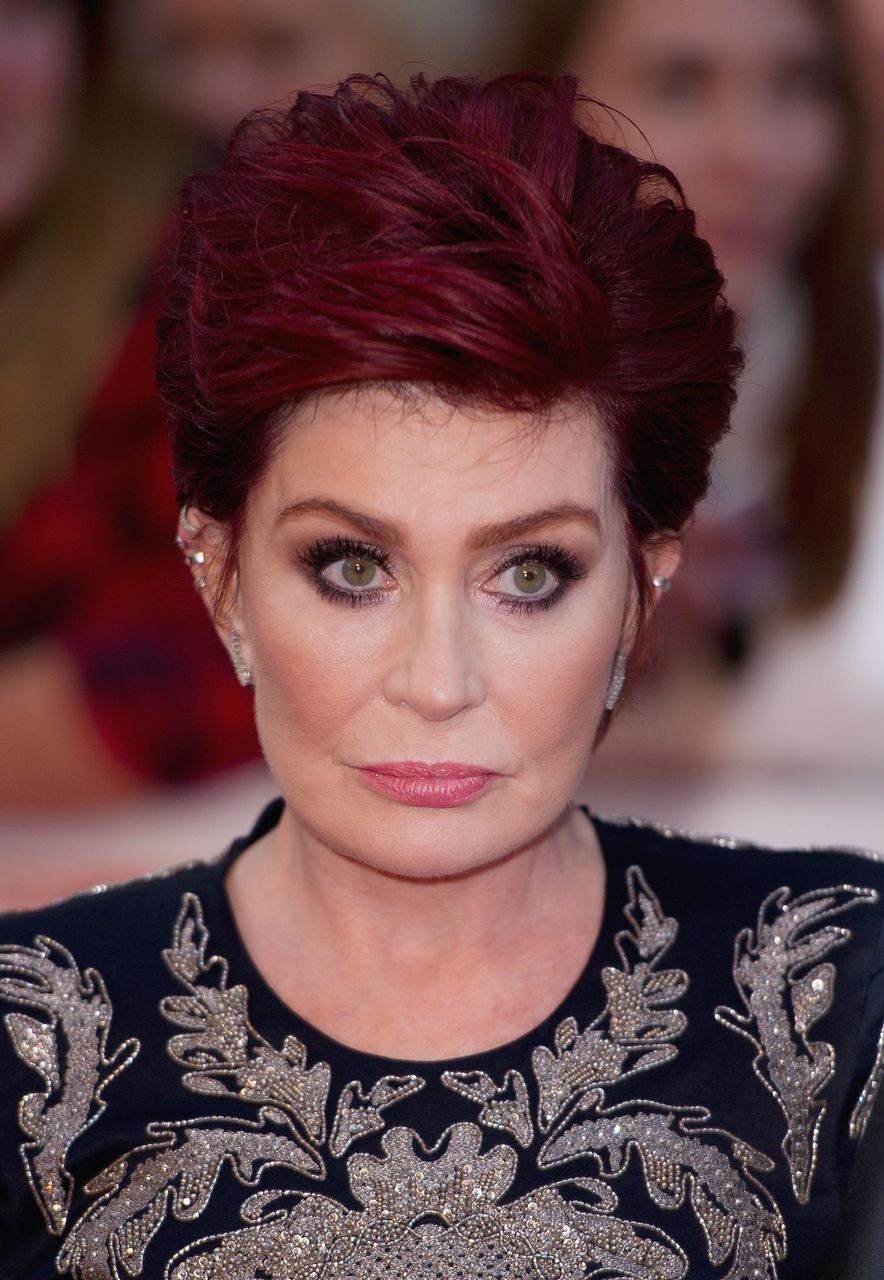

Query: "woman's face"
left=121, top=0, right=403, bottom=144
left=218, top=388, right=674, bottom=880
left=0, top=0, right=83, bottom=233
left=568, top=0, right=845, bottom=318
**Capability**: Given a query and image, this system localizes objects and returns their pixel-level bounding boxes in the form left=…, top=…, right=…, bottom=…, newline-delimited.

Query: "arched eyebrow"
left=275, top=499, right=602, bottom=549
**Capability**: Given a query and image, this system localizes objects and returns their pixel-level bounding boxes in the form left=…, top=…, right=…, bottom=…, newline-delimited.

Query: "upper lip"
left=359, top=761, right=497, bottom=778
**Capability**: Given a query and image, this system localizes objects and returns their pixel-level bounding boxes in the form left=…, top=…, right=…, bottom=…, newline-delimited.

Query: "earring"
left=180, top=505, right=200, bottom=537
left=228, top=631, right=253, bottom=687
left=652, top=575, right=671, bottom=593
left=604, top=649, right=628, bottom=712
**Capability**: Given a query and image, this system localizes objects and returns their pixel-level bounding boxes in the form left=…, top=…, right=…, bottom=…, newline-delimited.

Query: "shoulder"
left=0, top=856, right=217, bottom=957
left=592, top=809, right=884, bottom=896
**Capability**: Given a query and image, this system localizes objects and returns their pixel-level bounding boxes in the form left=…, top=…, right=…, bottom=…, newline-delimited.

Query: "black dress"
left=1, top=801, right=882, bottom=1280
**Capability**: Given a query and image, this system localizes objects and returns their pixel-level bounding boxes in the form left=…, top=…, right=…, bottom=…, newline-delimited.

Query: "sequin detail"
left=715, top=884, right=877, bottom=1203
left=164, top=1124, right=689, bottom=1280
left=540, top=1104, right=786, bottom=1279
left=58, top=1113, right=323, bottom=1279
left=329, top=1074, right=425, bottom=1156
left=0, top=937, right=139, bottom=1235
left=161, top=893, right=332, bottom=1153
left=533, top=867, right=688, bottom=1133
left=441, top=1068, right=534, bottom=1147
left=849, top=1017, right=884, bottom=1141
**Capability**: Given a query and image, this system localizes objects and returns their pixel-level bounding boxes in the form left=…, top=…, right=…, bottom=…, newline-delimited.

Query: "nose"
left=383, top=587, right=486, bottom=721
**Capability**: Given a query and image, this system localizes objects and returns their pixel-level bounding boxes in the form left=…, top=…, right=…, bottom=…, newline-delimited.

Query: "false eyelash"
left=297, top=536, right=587, bottom=613
left=297, top=536, right=395, bottom=609
left=487, top=542, right=586, bottom=615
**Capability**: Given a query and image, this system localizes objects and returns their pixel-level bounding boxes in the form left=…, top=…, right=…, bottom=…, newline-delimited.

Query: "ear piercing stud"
left=652, top=575, right=671, bottom=593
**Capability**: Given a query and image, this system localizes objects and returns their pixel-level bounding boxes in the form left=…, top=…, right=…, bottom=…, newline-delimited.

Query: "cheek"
left=250, top=608, right=381, bottom=753
left=480, top=593, right=625, bottom=772
left=776, top=108, right=844, bottom=213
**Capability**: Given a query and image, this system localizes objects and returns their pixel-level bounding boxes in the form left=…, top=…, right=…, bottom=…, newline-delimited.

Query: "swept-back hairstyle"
left=159, top=72, right=741, bottom=614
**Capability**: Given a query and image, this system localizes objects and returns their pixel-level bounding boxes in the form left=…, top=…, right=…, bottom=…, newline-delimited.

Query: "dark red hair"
left=159, top=72, right=741, bottom=590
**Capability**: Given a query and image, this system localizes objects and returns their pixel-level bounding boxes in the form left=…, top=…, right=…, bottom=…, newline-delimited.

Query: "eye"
left=325, top=555, right=380, bottom=591
left=297, top=536, right=395, bottom=607
left=484, top=543, right=585, bottom=614
left=496, top=561, right=557, bottom=599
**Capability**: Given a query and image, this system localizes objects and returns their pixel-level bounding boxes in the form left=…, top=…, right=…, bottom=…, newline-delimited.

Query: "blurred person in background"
left=553, top=0, right=882, bottom=806
left=0, top=0, right=514, bottom=814
left=115, top=0, right=519, bottom=146
left=841, top=0, right=884, bottom=244
left=0, top=0, right=260, bottom=809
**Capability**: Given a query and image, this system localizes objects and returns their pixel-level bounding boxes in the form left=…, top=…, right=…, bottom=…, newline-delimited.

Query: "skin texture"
left=567, top=0, right=844, bottom=319
left=190, top=388, right=679, bottom=1059
left=119, top=0, right=406, bottom=143
left=0, top=0, right=82, bottom=235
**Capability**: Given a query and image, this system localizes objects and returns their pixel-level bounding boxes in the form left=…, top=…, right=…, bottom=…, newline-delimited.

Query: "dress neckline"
left=205, top=799, right=622, bottom=1074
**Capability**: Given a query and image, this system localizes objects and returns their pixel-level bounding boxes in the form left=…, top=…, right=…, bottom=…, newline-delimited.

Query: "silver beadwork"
left=604, top=648, right=628, bottom=711
left=228, top=631, right=253, bottom=687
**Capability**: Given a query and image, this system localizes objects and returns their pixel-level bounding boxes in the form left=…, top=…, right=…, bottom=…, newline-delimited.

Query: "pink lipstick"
left=357, top=761, right=496, bottom=807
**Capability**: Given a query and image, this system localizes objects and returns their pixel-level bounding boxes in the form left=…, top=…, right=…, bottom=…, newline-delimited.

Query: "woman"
left=0, top=73, right=881, bottom=1279
left=553, top=0, right=883, bottom=811
left=0, top=0, right=260, bottom=806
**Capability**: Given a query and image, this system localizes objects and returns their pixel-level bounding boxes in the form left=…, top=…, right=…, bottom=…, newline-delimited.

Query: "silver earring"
left=604, top=649, right=628, bottom=711
left=180, top=505, right=200, bottom=536
left=652, top=575, right=671, bottom=593
left=228, top=631, right=253, bottom=687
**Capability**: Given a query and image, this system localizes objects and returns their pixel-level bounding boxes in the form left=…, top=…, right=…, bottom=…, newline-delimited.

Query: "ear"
left=621, top=533, right=683, bottom=651
left=177, top=507, right=252, bottom=676
left=645, top=534, right=683, bottom=602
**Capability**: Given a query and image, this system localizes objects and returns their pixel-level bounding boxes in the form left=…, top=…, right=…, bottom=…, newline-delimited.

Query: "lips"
left=356, top=761, right=497, bottom=808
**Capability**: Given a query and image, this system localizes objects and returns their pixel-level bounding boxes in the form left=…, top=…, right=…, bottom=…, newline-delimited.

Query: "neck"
left=276, top=803, right=595, bottom=968
left=225, top=802, right=606, bottom=1059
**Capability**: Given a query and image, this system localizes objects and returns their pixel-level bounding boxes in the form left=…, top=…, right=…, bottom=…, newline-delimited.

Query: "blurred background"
left=0, top=0, right=881, bottom=910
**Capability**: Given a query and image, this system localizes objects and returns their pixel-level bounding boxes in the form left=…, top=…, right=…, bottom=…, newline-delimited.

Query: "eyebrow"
left=274, top=498, right=602, bottom=549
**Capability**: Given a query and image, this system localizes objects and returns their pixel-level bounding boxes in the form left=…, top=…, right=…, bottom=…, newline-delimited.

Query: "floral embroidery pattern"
left=532, top=867, right=687, bottom=1132
left=715, top=884, right=877, bottom=1202
left=164, top=1123, right=688, bottom=1280
left=329, top=1074, right=426, bottom=1157
left=442, top=1068, right=534, bottom=1147
left=0, top=937, right=139, bottom=1235
left=850, top=1018, right=884, bottom=1141
left=540, top=1105, right=785, bottom=1280
left=2, top=853, right=876, bottom=1280
left=161, top=894, right=332, bottom=1156
left=57, top=1113, right=322, bottom=1280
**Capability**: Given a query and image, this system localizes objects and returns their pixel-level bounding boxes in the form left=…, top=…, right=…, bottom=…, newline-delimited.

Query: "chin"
left=298, top=785, right=568, bottom=882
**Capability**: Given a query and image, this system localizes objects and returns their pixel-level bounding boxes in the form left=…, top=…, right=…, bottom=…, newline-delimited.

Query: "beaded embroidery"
left=1, top=852, right=878, bottom=1279
left=161, top=894, right=332, bottom=1153
left=715, top=884, right=877, bottom=1202
left=0, top=937, right=139, bottom=1235
left=850, top=1018, right=884, bottom=1141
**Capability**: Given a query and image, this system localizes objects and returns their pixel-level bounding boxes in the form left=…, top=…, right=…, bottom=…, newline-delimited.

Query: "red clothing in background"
left=0, top=288, right=260, bottom=784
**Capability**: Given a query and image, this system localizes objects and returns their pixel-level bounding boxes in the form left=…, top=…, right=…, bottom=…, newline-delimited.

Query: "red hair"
left=159, top=72, right=740, bottom=573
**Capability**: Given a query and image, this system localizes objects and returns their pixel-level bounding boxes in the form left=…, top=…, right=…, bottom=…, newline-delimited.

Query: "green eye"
left=511, top=563, right=547, bottom=595
left=341, top=558, right=377, bottom=587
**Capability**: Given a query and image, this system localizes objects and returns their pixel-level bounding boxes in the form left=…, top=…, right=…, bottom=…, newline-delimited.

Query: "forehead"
left=251, top=387, right=619, bottom=536
left=583, top=0, right=830, bottom=63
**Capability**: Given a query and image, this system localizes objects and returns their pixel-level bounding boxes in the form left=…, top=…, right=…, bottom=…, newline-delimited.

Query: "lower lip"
left=357, top=769, right=495, bottom=807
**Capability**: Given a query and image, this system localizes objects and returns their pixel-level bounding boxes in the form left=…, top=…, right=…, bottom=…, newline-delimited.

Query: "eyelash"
left=296, top=536, right=585, bottom=613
